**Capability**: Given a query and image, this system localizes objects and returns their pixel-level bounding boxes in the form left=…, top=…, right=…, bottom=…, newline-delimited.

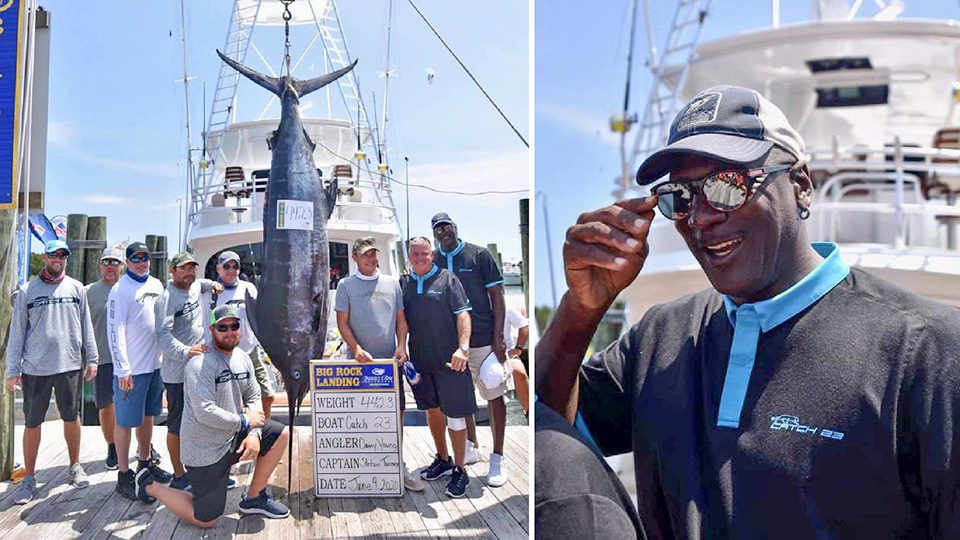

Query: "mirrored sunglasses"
left=101, top=259, right=122, bottom=266
left=215, top=322, right=241, bottom=332
left=222, top=263, right=240, bottom=270
left=47, top=251, right=69, bottom=260
left=652, top=164, right=792, bottom=221
left=128, top=254, right=150, bottom=264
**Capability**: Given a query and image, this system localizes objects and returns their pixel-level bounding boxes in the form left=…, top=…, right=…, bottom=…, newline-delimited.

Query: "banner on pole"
left=0, top=0, right=25, bottom=209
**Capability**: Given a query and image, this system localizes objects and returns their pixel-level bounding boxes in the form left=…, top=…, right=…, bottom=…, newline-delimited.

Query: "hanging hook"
left=281, top=0, right=295, bottom=76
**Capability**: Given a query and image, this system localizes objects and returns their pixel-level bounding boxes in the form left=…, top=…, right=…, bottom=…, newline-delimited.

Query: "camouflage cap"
left=352, top=236, right=379, bottom=255
left=170, top=251, right=197, bottom=268
left=210, top=304, right=240, bottom=326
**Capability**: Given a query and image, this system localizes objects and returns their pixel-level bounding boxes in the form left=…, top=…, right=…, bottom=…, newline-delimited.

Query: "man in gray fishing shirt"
left=135, top=305, right=290, bottom=524
left=5, top=239, right=99, bottom=505
left=155, top=251, right=223, bottom=491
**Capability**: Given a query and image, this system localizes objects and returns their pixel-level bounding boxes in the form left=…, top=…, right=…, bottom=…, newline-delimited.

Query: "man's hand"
left=393, top=345, right=408, bottom=364
left=244, top=409, right=266, bottom=429
left=492, top=337, right=507, bottom=363
left=84, top=364, right=98, bottom=382
left=6, top=376, right=21, bottom=392
left=236, top=434, right=260, bottom=461
left=211, top=282, right=225, bottom=295
left=563, top=196, right=658, bottom=311
left=449, top=348, right=468, bottom=372
left=508, top=347, right=523, bottom=359
left=118, top=375, right=134, bottom=393
left=187, top=344, right=209, bottom=357
left=354, top=346, right=374, bottom=363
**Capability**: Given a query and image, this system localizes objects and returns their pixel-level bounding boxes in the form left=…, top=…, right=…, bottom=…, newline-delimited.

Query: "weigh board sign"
left=310, top=360, right=403, bottom=498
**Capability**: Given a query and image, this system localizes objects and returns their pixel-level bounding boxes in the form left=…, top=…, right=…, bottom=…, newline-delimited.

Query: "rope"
left=405, top=0, right=528, bottom=148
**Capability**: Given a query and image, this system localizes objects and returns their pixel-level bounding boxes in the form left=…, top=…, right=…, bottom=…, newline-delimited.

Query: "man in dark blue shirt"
left=402, top=237, right=477, bottom=498
left=431, top=213, right=510, bottom=488
left=536, top=86, right=960, bottom=538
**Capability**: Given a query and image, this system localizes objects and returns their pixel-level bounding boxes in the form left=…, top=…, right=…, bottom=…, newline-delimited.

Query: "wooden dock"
left=0, top=422, right=529, bottom=539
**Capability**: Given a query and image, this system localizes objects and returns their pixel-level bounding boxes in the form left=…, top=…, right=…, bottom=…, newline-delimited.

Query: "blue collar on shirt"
left=721, top=242, right=849, bottom=330
left=411, top=264, right=439, bottom=294
left=437, top=240, right=465, bottom=271
left=217, top=277, right=238, bottom=290
left=716, top=242, right=850, bottom=429
left=126, top=269, right=148, bottom=283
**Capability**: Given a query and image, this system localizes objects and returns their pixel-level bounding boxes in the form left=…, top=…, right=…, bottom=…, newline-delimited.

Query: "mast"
left=380, top=0, right=394, bottom=172
left=178, top=0, right=194, bottom=251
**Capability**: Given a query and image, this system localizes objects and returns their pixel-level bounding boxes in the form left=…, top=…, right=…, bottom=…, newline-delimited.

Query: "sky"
left=35, top=0, right=529, bottom=263
left=534, top=0, right=960, bottom=308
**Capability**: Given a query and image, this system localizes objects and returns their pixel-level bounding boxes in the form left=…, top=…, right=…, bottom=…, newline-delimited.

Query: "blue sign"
left=0, top=0, right=24, bottom=208
left=312, top=362, right=397, bottom=392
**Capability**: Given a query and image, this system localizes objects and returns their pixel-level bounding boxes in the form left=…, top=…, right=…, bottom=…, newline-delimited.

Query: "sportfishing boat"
left=618, top=0, right=960, bottom=322
left=183, top=0, right=403, bottom=322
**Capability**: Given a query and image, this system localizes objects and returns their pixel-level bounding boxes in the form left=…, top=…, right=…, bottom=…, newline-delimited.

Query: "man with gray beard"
left=155, top=251, right=223, bottom=491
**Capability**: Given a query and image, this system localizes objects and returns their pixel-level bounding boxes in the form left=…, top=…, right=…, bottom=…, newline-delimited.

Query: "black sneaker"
left=105, top=444, right=118, bottom=470
left=169, top=474, right=191, bottom=491
left=138, top=460, right=173, bottom=484
left=149, top=445, right=162, bottom=466
left=445, top=466, right=471, bottom=498
left=419, top=454, right=455, bottom=481
left=238, top=488, right=290, bottom=519
left=134, top=468, right=156, bottom=504
left=116, top=470, right=137, bottom=500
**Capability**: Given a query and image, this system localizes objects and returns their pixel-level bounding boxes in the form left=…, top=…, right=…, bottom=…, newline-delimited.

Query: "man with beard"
left=402, top=237, right=477, bottom=498
left=6, top=239, right=99, bottom=504
left=135, top=305, right=291, bottom=524
left=155, top=251, right=223, bottom=491
left=109, top=242, right=174, bottom=500
left=85, top=247, right=124, bottom=470
left=431, top=213, right=508, bottom=486
left=202, top=251, right=275, bottom=417
left=335, top=236, right=425, bottom=492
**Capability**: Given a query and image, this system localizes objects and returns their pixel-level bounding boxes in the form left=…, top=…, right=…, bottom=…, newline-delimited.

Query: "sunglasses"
left=47, top=252, right=69, bottom=260
left=215, top=322, right=241, bottom=332
left=433, top=223, right=454, bottom=233
left=101, top=259, right=122, bottom=266
left=652, top=164, right=792, bottom=221
left=128, top=255, right=150, bottom=264
left=222, top=263, right=240, bottom=270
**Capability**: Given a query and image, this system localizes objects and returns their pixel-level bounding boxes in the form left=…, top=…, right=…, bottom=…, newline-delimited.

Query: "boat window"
left=204, top=240, right=352, bottom=291
left=806, top=57, right=872, bottom=73
left=815, top=85, right=889, bottom=107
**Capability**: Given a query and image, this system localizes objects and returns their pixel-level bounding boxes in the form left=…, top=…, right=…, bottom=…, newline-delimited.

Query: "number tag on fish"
left=277, top=199, right=314, bottom=230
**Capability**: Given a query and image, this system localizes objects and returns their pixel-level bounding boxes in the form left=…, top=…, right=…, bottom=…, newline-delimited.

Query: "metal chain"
left=281, top=0, right=295, bottom=75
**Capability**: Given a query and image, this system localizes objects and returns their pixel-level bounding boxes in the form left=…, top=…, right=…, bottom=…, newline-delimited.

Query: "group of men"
left=6, top=241, right=289, bottom=527
left=335, top=212, right=529, bottom=498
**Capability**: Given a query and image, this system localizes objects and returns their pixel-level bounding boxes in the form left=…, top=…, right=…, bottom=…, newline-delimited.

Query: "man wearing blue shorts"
left=108, top=242, right=173, bottom=499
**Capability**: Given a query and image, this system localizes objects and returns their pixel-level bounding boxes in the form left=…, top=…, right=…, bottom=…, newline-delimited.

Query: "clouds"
left=46, top=120, right=179, bottom=179
left=537, top=103, right=621, bottom=149
left=403, top=149, right=528, bottom=208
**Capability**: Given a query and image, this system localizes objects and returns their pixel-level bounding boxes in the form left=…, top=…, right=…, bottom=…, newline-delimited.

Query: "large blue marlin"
left=216, top=50, right=356, bottom=483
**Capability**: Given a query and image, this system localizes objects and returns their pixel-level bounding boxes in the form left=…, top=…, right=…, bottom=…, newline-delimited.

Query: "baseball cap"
left=100, top=247, right=123, bottom=262
left=352, top=236, right=379, bottom=255
left=126, top=242, right=149, bottom=259
left=170, top=251, right=197, bottom=267
left=217, top=250, right=240, bottom=265
left=478, top=351, right=510, bottom=390
left=210, top=304, right=240, bottom=326
left=45, top=239, right=70, bottom=255
left=430, top=212, right=454, bottom=229
left=635, top=85, right=806, bottom=185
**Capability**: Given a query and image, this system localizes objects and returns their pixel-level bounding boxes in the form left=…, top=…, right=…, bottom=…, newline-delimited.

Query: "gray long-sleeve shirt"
left=6, top=276, right=98, bottom=377
left=181, top=346, right=262, bottom=467
left=156, top=279, right=214, bottom=384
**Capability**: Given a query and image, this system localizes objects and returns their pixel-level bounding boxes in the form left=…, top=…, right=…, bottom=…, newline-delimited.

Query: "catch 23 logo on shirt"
left=769, top=414, right=845, bottom=441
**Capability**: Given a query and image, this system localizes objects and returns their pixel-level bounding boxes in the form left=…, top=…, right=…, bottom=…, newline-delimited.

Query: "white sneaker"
left=464, top=441, right=482, bottom=465
left=404, top=470, right=426, bottom=492
left=68, top=463, right=90, bottom=489
left=486, top=453, right=507, bottom=487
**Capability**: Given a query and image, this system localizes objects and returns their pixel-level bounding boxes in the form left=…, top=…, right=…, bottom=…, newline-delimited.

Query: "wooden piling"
left=65, top=214, right=88, bottom=281
left=487, top=243, right=502, bottom=269
left=395, top=240, right=407, bottom=272
left=0, top=209, right=16, bottom=479
left=83, top=216, right=106, bottom=285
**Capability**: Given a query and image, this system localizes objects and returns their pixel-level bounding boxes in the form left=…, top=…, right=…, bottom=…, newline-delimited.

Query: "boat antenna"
left=281, top=0, right=295, bottom=76
left=371, top=91, right=384, bottom=166
left=381, top=0, right=395, bottom=169
left=178, top=0, right=194, bottom=251
left=406, top=0, right=528, bottom=148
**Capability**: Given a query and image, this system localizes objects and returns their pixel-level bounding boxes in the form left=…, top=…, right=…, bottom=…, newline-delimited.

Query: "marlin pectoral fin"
left=243, top=288, right=261, bottom=342
left=325, top=177, right=338, bottom=220
left=295, top=60, right=358, bottom=98
left=216, top=49, right=282, bottom=97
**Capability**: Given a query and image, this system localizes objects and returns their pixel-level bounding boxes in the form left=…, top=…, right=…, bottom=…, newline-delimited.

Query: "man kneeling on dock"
left=134, top=305, right=290, bottom=526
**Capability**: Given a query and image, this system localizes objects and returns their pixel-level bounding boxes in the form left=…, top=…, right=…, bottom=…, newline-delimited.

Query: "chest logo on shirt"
left=137, top=292, right=161, bottom=304
left=27, top=296, right=80, bottom=309
left=457, top=268, right=474, bottom=273
left=215, top=369, right=251, bottom=384
left=175, top=300, right=200, bottom=318
left=426, top=290, right=444, bottom=297
left=225, top=299, right=245, bottom=307
left=770, top=414, right=845, bottom=441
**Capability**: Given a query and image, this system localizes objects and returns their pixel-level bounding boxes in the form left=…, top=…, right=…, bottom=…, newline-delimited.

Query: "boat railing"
left=807, top=137, right=960, bottom=250
left=188, top=174, right=398, bottom=229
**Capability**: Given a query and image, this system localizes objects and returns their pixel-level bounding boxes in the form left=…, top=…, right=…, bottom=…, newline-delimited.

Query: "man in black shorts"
left=401, top=237, right=477, bottom=498
left=85, top=246, right=124, bottom=470
left=5, top=240, right=99, bottom=504
left=135, top=305, right=290, bottom=525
